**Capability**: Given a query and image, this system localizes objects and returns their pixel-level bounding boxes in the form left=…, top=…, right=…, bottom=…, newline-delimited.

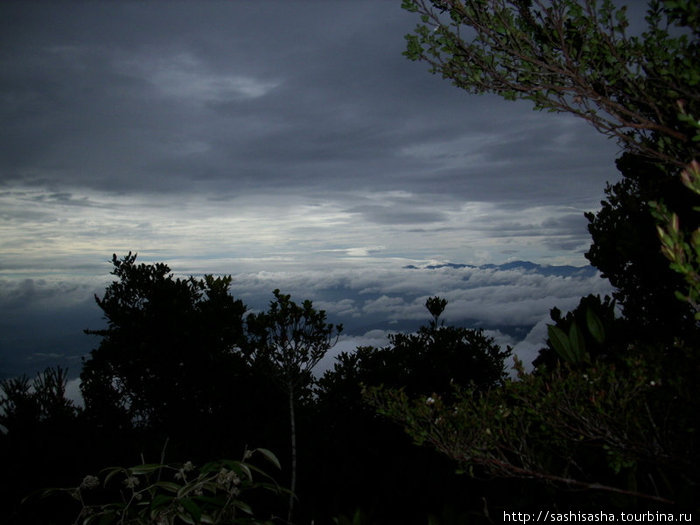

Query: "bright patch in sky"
left=0, top=186, right=597, bottom=276
left=122, top=52, right=280, bottom=102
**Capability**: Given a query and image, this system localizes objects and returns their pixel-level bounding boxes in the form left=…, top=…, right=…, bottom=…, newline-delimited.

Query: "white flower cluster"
left=216, top=467, right=241, bottom=489
left=80, top=475, right=100, bottom=490
left=123, top=476, right=140, bottom=489
left=175, top=460, right=195, bottom=480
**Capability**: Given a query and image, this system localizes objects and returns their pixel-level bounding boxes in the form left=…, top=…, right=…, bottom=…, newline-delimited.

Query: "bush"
left=37, top=448, right=287, bottom=525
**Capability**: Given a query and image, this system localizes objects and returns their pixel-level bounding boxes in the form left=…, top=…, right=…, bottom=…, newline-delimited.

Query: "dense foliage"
left=585, top=153, right=699, bottom=336
left=368, top=342, right=699, bottom=506
left=41, top=449, right=285, bottom=525
left=364, top=0, right=700, bottom=512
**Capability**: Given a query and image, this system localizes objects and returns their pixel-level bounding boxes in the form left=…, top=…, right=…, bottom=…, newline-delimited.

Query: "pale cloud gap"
left=116, top=51, right=280, bottom=103
left=0, top=260, right=611, bottom=384
left=0, top=185, right=597, bottom=279
left=232, top=264, right=610, bottom=373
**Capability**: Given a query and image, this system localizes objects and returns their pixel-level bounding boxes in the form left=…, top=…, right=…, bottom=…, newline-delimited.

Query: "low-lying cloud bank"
left=229, top=261, right=611, bottom=371
left=0, top=260, right=612, bottom=387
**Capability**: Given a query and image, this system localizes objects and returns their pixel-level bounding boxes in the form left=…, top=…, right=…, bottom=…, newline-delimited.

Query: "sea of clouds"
left=0, top=260, right=613, bottom=405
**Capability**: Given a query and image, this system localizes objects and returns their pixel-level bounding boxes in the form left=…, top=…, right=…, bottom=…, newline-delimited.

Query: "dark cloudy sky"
left=1, top=2, right=620, bottom=390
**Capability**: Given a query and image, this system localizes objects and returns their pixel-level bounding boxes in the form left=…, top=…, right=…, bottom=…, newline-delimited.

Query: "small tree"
left=318, top=296, right=510, bottom=411
left=0, top=367, right=77, bottom=436
left=1, top=367, right=81, bottom=522
left=245, top=290, right=342, bottom=524
left=313, top=298, right=510, bottom=522
left=80, top=253, right=250, bottom=447
left=585, top=153, right=699, bottom=336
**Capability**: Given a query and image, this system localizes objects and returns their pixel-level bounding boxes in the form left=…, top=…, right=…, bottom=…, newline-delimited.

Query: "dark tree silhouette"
left=319, top=297, right=510, bottom=401
left=0, top=367, right=77, bottom=435
left=533, top=294, right=627, bottom=371
left=0, top=367, right=83, bottom=524
left=80, top=253, right=250, bottom=454
left=245, top=289, right=342, bottom=524
left=310, top=298, right=511, bottom=522
left=585, top=153, right=699, bottom=344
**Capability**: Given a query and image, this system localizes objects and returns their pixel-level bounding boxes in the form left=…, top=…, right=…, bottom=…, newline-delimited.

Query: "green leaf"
left=254, top=448, right=282, bottom=470
left=232, top=499, right=254, bottom=515
left=83, top=511, right=116, bottom=525
left=199, top=461, right=221, bottom=474
left=129, top=463, right=162, bottom=475
left=151, top=493, right=173, bottom=510
left=181, top=498, right=202, bottom=523
left=32, top=487, right=67, bottom=502
left=404, top=34, right=423, bottom=60
left=193, top=494, right=226, bottom=506
left=96, top=512, right=118, bottom=525
left=103, top=467, right=127, bottom=486
left=177, top=512, right=197, bottom=525
left=547, top=324, right=573, bottom=362
left=353, top=508, right=367, bottom=525
left=237, top=462, right=252, bottom=481
left=153, top=481, right=181, bottom=494
left=585, top=308, right=606, bottom=344
left=568, top=322, right=587, bottom=362
left=401, top=0, right=419, bottom=13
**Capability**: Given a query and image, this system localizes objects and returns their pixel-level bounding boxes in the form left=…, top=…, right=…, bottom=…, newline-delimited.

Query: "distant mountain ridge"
left=403, top=260, right=598, bottom=278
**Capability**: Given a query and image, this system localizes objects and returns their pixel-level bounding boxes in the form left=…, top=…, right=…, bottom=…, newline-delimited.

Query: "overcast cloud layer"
left=1, top=2, right=621, bottom=383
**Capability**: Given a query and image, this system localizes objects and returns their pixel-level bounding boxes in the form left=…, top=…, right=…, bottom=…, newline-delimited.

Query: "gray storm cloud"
left=2, top=2, right=621, bottom=380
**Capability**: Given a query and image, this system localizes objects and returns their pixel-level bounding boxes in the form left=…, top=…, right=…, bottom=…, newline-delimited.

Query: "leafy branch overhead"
left=402, top=0, right=699, bottom=166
